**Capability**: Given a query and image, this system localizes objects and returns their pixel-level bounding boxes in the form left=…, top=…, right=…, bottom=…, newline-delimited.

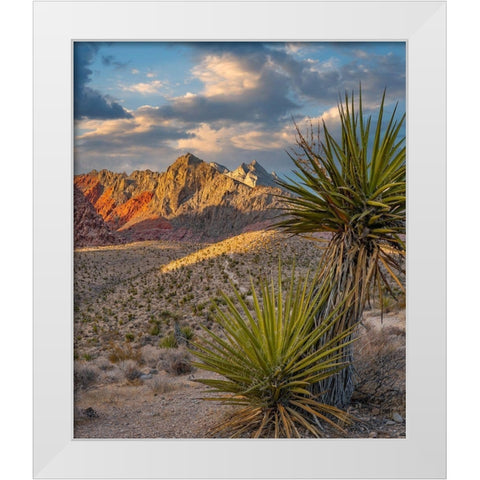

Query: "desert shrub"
left=383, top=324, right=406, bottom=337
left=103, top=367, right=122, bottom=384
left=118, top=359, right=142, bottom=381
left=354, top=325, right=406, bottom=410
left=125, top=332, right=135, bottom=342
left=149, top=323, right=160, bottom=336
left=141, top=344, right=161, bottom=368
left=94, top=356, right=112, bottom=371
left=107, top=341, right=142, bottom=364
left=148, top=377, right=178, bottom=395
left=180, top=326, right=194, bottom=341
left=159, top=333, right=178, bottom=349
left=191, top=266, right=354, bottom=438
left=74, top=362, right=100, bottom=391
left=162, top=350, right=194, bottom=376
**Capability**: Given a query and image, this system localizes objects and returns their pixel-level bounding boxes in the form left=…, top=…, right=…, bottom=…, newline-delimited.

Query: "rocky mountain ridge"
left=74, top=153, right=284, bottom=246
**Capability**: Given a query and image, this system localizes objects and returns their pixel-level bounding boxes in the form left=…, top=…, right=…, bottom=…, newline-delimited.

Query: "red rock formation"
left=95, top=187, right=117, bottom=220
left=106, top=191, right=155, bottom=227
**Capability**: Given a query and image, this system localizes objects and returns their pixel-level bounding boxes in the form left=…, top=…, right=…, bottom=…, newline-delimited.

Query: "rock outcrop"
left=74, top=186, right=118, bottom=247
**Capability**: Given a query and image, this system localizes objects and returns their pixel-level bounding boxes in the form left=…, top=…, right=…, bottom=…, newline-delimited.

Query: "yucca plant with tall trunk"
left=274, top=89, right=406, bottom=408
left=190, top=266, right=355, bottom=438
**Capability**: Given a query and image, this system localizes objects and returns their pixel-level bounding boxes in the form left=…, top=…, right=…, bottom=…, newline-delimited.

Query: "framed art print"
left=33, top=1, right=446, bottom=478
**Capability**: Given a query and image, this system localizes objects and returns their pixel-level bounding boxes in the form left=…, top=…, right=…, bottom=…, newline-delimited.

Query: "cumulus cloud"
left=74, top=107, right=195, bottom=173
left=150, top=55, right=299, bottom=124
left=192, top=54, right=261, bottom=96
left=177, top=123, right=226, bottom=153
left=156, top=43, right=404, bottom=127
left=230, top=128, right=292, bottom=151
left=74, top=43, right=132, bottom=120
left=76, top=106, right=191, bottom=149
left=122, top=80, right=166, bottom=94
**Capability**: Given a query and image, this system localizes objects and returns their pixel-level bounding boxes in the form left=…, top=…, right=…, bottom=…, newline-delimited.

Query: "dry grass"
left=74, top=362, right=100, bottom=391
left=102, top=367, right=123, bottom=384
left=94, top=356, right=113, bottom=371
left=147, top=377, right=179, bottom=395
left=118, top=359, right=143, bottom=382
left=353, top=313, right=406, bottom=412
left=141, top=344, right=161, bottom=368
left=107, top=341, right=142, bottom=364
left=161, top=349, right=194, bottom=376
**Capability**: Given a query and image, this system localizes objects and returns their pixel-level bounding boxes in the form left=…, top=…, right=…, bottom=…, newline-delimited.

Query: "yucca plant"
left=190, top=267, right=355, bottom=438
left=275, top=89, right=406, bottom=407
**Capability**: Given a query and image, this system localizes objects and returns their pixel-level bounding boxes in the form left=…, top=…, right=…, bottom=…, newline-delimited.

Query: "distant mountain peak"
left=226, top=159, right=277, bottom=188
left=172, top=152, right=203, bottom=167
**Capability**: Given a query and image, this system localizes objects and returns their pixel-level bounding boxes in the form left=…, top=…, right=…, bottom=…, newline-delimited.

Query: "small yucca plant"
left=190, top=267, right=355, bottom=438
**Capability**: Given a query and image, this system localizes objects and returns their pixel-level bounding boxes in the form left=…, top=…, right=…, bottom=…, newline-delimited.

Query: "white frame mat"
left=33, top=1, right=446, bottom=478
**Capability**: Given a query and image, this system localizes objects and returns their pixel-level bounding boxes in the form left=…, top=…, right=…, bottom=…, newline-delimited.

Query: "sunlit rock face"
left=225, top=159, right=279, bottom=188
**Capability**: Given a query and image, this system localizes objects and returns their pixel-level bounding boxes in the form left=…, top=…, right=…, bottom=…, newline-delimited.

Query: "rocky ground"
left=74, top=230, right=406, bottom=439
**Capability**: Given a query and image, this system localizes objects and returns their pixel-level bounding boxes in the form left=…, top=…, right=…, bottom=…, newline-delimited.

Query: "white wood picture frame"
left=33, top=1, right=446, bottom=478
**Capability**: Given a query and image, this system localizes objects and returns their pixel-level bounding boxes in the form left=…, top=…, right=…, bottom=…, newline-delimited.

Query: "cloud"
left=74, top=43, right=132, bottom=120
left=76, top=106, right=192, bottom=149
left=177, top=123, right=225, bottom=153
left=192, top=54, right=261, bottom=96
left=131, top=68, right=140, bottom=74
left=176, top=121, right=295, bottom=156
left=122, top=80, right=166, bottom=94
left=153, top=43, right=403, bottom=128
left=254, top=44, right=405, bottom=107
left=148, top=53, right=299, bottom=124
left=230, top=127, right=293, bottom=151
left=74, top=108, right=194, bottom=173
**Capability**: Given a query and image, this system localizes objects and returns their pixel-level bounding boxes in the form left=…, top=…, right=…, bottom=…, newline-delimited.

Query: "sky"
left=74, top=42, right=406, bottom=175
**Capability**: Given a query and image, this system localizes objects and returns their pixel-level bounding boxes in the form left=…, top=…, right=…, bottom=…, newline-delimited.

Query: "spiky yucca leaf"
left=190, top=267, right=355, bottom=438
